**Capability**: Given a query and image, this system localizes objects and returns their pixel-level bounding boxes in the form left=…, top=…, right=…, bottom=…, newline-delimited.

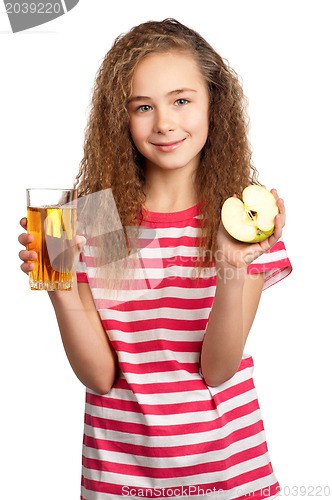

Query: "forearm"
left=48, top=290, right=117, bottom=394
left=200, top=270, right=246, bottom=387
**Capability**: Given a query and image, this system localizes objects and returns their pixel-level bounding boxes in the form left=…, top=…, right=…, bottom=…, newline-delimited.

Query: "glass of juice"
left=26, top=188, right=77, bottom=291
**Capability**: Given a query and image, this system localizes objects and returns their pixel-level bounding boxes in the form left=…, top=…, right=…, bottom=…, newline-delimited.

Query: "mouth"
left=151, top=138, right=186, bottom=152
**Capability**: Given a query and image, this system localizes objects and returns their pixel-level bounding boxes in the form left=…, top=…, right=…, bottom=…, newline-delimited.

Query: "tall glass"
left=26, top=188, right=77, bottom=291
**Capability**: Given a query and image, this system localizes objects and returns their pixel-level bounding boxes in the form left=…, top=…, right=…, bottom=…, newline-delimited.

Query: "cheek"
left=186, top=106, right=209, bottom=135
left=188, top=114, right=209, bottom=146
left=129, top=118, right=149, bottom=146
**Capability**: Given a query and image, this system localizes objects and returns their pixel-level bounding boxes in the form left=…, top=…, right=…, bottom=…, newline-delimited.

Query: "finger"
left=19, top=249, right=37, bottom=262
left=276, top=199, right=286, bottom=228
left=21, top=261, right=35, bottom=274
left=268, top=215, right=283, bottom=247
left=262, top=211, right=283, bottom=249
left=277, top=197, right=285, bottom=214
left=274, top=213, right=283, bottom=236
left=264, top=231, right=279, bottom=252
left=276, top=196, right=283, bottom=206
left=271, top=189, right=285, bottom=219
left=18, top=232, right=34, bottom=246
left=278, top=202, right=286, bottom=227
left=75, top=235, right=86, bottom=252
left=20, top=217, right=27, bottom=229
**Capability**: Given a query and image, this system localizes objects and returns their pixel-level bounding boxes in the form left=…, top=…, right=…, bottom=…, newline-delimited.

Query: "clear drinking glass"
left=26, top=188, right=77, bottom=291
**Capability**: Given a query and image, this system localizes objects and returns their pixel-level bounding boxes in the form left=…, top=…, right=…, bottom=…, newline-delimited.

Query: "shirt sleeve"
left=247, top=238, right=292, bottom=291
left=76, top=252, right=89, bottom=283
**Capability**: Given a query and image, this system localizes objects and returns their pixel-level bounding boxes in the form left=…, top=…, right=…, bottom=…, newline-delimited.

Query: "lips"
left=151, top=138, right=186, bottom=152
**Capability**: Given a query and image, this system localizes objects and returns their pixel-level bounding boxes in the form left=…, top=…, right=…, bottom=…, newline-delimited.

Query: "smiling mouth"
left=151, top=138, right=186, bottom=152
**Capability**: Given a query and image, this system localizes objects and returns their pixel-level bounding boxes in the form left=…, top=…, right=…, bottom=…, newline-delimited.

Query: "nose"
left=153, top=106, right=176, bottom=134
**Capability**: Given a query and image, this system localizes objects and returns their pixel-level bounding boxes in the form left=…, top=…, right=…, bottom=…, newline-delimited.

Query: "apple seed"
left=247, top=210, right=257, bottom=220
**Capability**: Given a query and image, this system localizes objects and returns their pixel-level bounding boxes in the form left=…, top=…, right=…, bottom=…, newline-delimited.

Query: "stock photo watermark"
left=121, top=484, right=331, bottom=498
left=26, top=188, right=262, bottom=297
left=3, top=0, right=80, bottom=32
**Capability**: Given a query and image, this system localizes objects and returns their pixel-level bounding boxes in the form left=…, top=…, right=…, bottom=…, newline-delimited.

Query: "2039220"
left=278, top=485, right=331, bottom=496
left=5, top=2, right=62, bottom=14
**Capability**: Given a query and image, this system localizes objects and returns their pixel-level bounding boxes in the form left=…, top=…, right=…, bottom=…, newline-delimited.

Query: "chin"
left=148, top=155, right=200, bottom=172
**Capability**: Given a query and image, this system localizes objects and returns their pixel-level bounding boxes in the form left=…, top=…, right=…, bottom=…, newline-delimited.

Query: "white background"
left=1, top=1, right=331, bottom=499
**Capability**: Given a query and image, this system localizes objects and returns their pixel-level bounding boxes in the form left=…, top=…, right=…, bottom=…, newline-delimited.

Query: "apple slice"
left=221, top=185, right=279, bottom=242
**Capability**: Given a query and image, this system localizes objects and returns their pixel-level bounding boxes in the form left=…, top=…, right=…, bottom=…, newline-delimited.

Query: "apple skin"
left=221, top=185, right=279, bottom=243
left=248, top=226, right=275, bottom=243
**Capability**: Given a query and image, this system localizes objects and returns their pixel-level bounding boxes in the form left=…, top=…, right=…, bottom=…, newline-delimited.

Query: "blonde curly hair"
left=75, top=18, right=260, bottom=285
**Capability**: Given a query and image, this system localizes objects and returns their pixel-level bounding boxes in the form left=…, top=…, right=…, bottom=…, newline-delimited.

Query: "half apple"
left=221, top=185, right=279, bottom=243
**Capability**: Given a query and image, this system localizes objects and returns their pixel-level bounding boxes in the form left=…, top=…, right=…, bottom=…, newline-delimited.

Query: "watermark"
left=33, top=188, right=265, bottom=308
left=121, top=484, right=331, bottom=498
left=3, top=0, right=80, bottom=33
left=161, top=249, right=258, bottom=284
left=29, top=188, right=263, bottom=294
left=122, top=485, right=226, bottom=497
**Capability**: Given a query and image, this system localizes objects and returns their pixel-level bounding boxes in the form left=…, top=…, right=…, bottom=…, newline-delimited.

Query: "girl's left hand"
left=216, top=188, right=285, bottom=272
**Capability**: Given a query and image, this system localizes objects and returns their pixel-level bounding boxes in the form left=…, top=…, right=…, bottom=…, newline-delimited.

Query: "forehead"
left=130, top=51, right=206, bottom=95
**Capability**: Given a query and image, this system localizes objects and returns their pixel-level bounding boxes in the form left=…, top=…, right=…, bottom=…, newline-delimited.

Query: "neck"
left=143, top=162, right=199, bottom=213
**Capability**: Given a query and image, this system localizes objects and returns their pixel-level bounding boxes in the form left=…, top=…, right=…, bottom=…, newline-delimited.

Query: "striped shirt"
left=77, top=202, right=292, bottom=500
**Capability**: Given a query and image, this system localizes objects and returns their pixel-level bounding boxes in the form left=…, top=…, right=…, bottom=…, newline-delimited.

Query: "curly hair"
left=74, top=18, right=260, bottom=283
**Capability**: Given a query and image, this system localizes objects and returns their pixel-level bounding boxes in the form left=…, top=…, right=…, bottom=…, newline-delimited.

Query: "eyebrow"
left=127, top=88, right=197, bottom=104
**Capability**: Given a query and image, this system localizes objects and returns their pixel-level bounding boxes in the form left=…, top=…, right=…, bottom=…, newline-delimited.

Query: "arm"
left=200, top=271, right=265, bottom=387
left=200, top=188, right=285, bottom=387
left=49, top=282, right=117, bottom=395
left=18, top=217, right=117, bottom=395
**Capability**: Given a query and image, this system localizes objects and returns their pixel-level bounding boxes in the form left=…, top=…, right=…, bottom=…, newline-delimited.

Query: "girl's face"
left=128, top=51, right=209, bottom=175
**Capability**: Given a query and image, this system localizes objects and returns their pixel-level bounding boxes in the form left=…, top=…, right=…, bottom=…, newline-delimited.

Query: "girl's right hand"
left=18, top=217, right=86, bottom=277
left=18, top=217, right=37, bottom=274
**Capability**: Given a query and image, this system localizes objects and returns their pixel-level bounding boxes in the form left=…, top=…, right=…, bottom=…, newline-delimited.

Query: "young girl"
left=19, top=18, right=292, bottom=500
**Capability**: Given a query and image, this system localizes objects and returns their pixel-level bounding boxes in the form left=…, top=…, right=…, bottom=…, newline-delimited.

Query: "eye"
left=175, top=98, right=189, bottom=106
left=137, top=104, right=152, bottom=113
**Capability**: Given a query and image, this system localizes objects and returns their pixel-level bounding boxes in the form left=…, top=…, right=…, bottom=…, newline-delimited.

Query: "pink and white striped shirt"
left=77, top=202, right=292, bottom=500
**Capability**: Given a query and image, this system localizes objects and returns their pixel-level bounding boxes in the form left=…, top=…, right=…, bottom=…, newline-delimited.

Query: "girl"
left=19, top=18, right=292, bottom=500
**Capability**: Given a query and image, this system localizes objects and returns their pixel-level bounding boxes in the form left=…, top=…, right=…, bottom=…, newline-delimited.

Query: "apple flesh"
left=221, top=185, right=279, bottom=243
